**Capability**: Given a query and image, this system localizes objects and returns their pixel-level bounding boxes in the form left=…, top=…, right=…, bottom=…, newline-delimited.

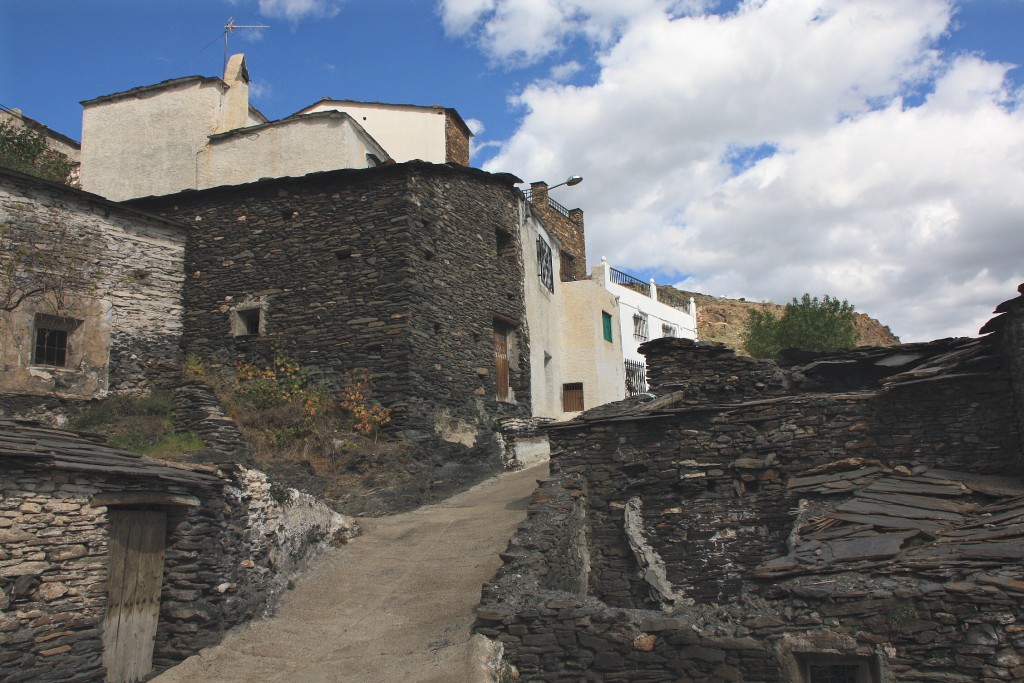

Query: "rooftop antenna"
left=223, top=18, right=270, bottom=72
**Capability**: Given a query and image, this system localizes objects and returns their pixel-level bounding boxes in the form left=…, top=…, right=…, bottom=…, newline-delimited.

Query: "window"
left=662, top=323, right=677, bottom=338
left=633, top=313, right=648, bottom=342
left=807, top=664, right=862, bottom=683
left=562, top=382, right=584, bottom=412
left=625, top=359, right=647, bottom=396
left=536, top=236, right=554, bottom=292
left=32, top=314, right=81, bottom=367
left=602, top=312, right=614, bottom=343
left=560, top=250, right=575, bottom=282
left=232, top=307, right=263, bottom=337
left=495, top=229, right=513, bottom=259
left=801, top=656, right=876, bottom=683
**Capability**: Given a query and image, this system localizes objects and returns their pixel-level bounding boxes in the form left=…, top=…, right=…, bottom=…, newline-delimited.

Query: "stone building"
left=0, top=418, right=351, bottom=683
left=476, top=285, right=1024, bottom=682
left=131, top=161, right=534, bottom=460
left=79, top=54, right=470, bottom=201
left=0, top=168, right=186, bottom=411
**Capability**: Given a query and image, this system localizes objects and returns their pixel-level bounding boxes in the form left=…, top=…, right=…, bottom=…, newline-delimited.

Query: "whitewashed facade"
left=591, top=258, right=697, bottom=395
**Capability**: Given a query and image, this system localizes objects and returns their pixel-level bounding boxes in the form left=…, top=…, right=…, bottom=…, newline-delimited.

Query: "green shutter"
left=602, top=312, right=613, bottom=342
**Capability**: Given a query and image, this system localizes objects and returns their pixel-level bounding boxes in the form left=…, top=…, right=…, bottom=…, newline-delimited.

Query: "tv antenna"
left=223, top=18, right=270, bottom=71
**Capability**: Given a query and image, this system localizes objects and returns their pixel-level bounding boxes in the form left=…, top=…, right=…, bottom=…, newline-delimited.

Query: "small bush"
left=341, top=371, right=392, bottom=441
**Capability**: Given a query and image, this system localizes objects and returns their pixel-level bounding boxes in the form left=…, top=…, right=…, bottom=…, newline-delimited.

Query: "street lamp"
left=547, top=175, right=583, bottom=190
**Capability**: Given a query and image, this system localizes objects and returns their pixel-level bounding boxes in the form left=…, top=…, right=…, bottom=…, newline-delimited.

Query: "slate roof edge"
left=0, top=166, right=189, bottom=233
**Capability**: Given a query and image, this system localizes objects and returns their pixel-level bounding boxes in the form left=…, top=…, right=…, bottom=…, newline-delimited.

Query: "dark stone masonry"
left=131, top=161, right=534, bottom=475
left=476, top=285, right=1024, bottom=682
left=0, top=419, right=352, bottom=683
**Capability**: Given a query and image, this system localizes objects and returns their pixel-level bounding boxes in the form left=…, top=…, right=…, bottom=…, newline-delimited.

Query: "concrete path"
left=152, top=463, right=545, bottom=683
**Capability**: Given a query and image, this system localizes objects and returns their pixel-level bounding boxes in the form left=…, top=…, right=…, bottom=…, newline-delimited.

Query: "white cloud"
left=257, top=0, right=340, bottom=22
left=438, top=0, right=702, bottom=65
left=249, top=80, right=273, bottom=101
left=476, top=0, right=1024, bottom=341
left=550, top=60, right=583, bottom=82
left=465, top=117, right=486, bottom=135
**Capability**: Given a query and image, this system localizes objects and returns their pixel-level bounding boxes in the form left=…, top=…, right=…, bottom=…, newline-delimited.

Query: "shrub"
left=340, top=371, right=392, bottom=441
left=744, top=293, right=858, bottom=359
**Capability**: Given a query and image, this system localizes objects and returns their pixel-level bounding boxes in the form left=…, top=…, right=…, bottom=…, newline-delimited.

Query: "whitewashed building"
left=520, top=204, right=625, bottom=421
left=79, top=55, right=470, bottom=201
left=591, top=258, right=697, bottom=395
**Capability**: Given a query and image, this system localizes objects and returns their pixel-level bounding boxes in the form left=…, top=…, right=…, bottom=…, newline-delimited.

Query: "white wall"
left=81, top=80, right=225, bottom=200
left=302, top=101, right=448, bottom=164
left=558, top=281, right=626, bottom=416
left=201, top=113, right=385, bottom=187
left=521, top=206, right=563, bottom=419
left=591, top=259, right=697, bottom=365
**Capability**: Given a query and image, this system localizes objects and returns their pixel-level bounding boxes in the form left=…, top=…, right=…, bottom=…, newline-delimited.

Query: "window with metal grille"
left=32, top=314, right=80, bottom=367
left=536, top=236, right=554, bottom=292
left=633, top=313, right=648, bottom=342
left=662, top=323, right=677, bottom=338
left=560, top=250, right=575, bottom=282
left=562, top=382, right=584, bottom=412
left=625, top=359, right=647, bottom=396
left=602, top=312, right=613, bottom=342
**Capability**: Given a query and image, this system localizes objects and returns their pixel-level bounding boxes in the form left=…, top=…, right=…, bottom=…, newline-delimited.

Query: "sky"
left=2, top=0, right=1023, bottom=342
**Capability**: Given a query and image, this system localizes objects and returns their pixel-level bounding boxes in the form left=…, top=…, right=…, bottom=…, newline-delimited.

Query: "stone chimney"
left=217, top=54, right=250, bottom=134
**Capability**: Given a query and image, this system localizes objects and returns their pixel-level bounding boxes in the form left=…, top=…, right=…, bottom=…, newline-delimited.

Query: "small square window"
left=32, top=314, right=81, bottom=367
left=232, top=307, right=263, bottom=337
left=662, top=323, right=677, bottom=338
left=562, top=382, right=584, bottom=412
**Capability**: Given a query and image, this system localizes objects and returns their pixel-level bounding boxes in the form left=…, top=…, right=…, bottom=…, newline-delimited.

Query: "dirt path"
left=152, top=463, right=545, bottom=683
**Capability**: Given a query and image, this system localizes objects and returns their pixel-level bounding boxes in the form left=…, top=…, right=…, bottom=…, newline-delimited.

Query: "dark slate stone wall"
left=642, top=337, right=789, bottom=400
left=478, top=470, right=1024, bottom=682
left=131, top=163, right=533, bottom=459
left=475, top=323, right=1024, bottom=680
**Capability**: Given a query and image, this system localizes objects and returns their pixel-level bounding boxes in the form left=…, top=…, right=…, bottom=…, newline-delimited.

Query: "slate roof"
left=0, top=418, right=223, bottom=489
left=753, top=459, right=1024, bottom=580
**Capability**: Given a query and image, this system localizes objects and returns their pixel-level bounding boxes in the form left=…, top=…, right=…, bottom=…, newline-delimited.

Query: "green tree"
left=743, top=293, right=858, bottom=358
left=0, top=120, right=76, bottom=184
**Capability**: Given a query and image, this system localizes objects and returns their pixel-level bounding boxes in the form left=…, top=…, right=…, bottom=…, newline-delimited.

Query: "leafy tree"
left=743, top=293, right=858, bottom=358
left=0, top=120, right=76, bottom=185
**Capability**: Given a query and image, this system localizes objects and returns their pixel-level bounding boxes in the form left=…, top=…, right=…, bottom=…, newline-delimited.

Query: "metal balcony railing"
left=610, top=267, right=651, bottom=296
left=523, top=188, right=571, bottom=219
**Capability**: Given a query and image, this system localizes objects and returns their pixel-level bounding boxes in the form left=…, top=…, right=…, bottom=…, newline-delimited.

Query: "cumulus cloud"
left=472, top=0, right=1023, bottom=340
left=439, top=0, right=705, bottom=65
left=256, top=0, right=340, bottom=22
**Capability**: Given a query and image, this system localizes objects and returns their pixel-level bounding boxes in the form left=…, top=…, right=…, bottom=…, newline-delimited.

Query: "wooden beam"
left=92, top=491, right=201, bottom=508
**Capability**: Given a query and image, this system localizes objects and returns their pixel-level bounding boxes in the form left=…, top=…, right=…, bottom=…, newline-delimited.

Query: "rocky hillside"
left=658, top=285, right=900, bottom=355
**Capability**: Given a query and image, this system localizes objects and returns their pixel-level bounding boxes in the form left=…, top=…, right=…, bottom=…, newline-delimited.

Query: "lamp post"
left=547, top=175, right=583, bottom=191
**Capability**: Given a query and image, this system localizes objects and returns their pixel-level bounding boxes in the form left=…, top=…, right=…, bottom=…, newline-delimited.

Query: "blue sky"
left=2, top=1, right=1024, bottom=342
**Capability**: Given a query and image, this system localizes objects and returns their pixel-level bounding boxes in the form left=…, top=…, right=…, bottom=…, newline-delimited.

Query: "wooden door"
left=494, top=328, right=510, bottom=401
left=103, top=509, right=167, bottom=683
